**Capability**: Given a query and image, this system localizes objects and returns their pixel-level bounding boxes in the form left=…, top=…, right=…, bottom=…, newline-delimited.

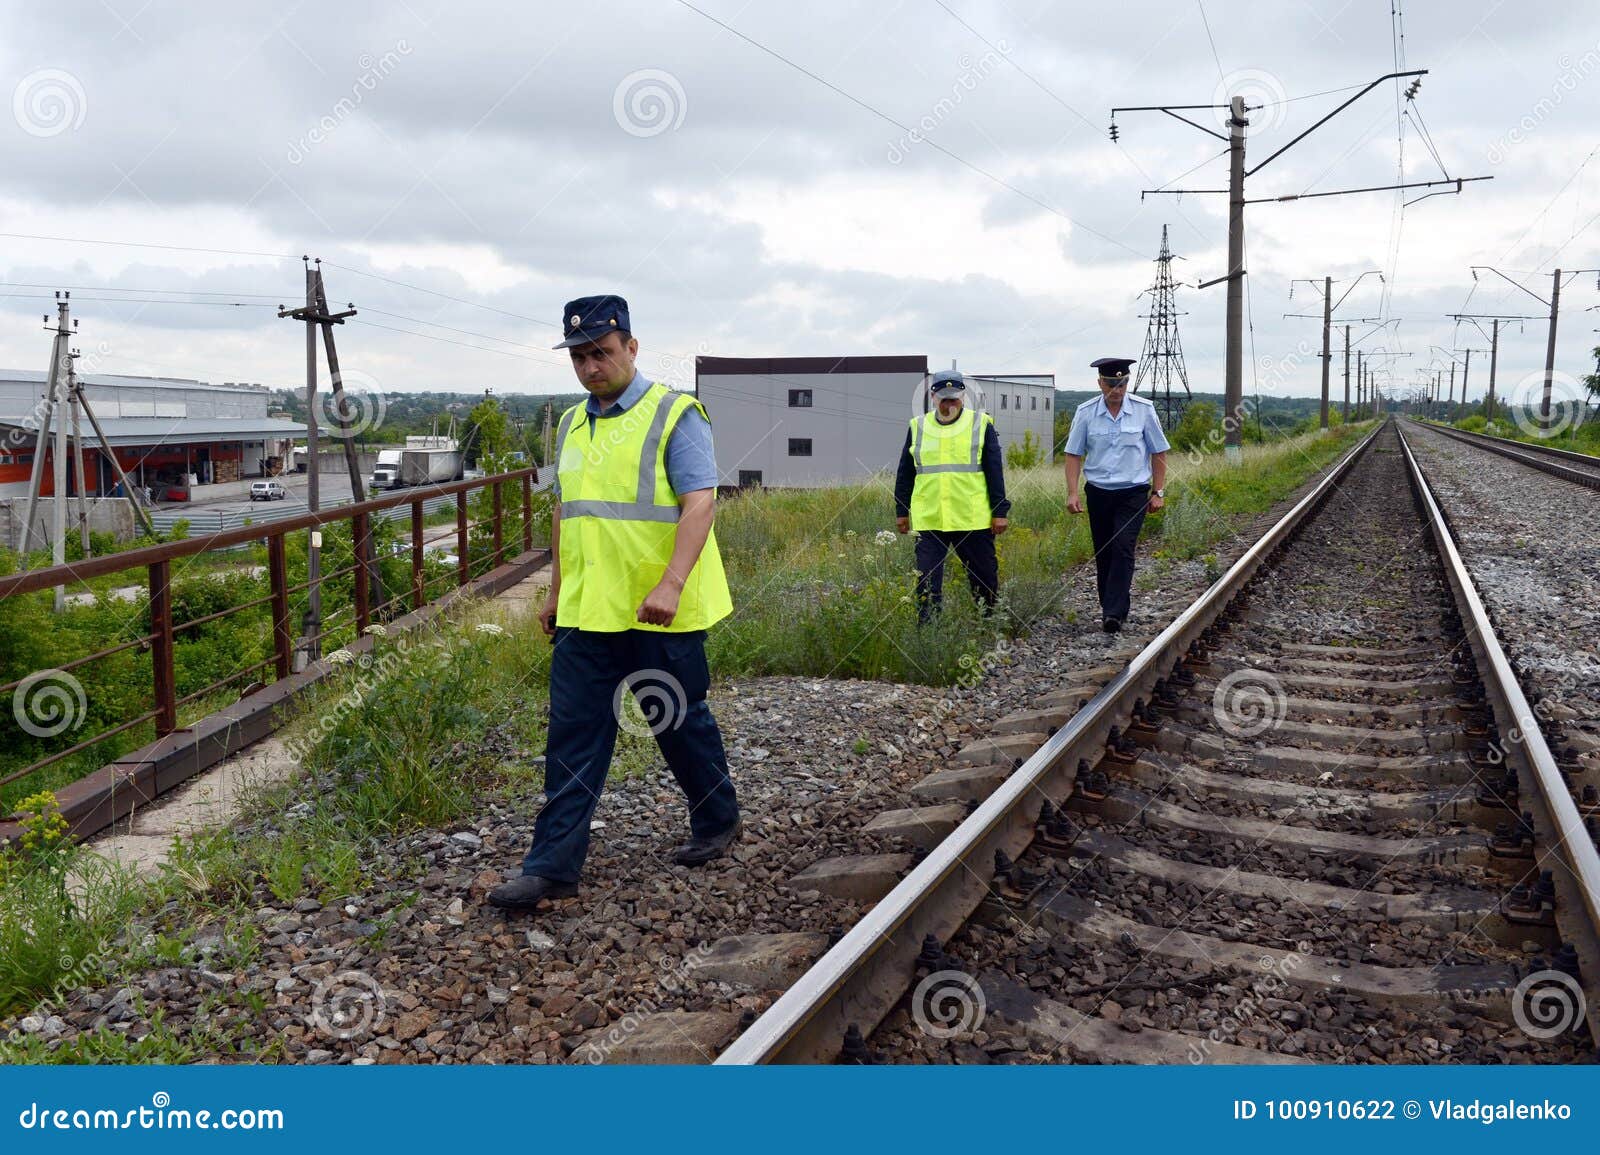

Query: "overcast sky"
left=1, top=0, right=1596, bottom=412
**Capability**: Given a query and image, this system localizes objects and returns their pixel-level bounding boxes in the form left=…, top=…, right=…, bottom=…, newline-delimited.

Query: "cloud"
left=0, top=0, right=1592, bottom=398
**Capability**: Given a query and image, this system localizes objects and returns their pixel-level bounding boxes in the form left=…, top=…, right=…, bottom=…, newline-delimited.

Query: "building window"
left=788, top=438, right=812, bottom=457
left=1014, top=395, right=1021, bottom=410
left=1000, top=395, right=1007, bottom=410
left=1031, top=395, right=1037, bottom=410
left=1044, top=397, right=1050, bottom=410
left=788, top=388, right=813, bottom=408
left=738, top=469, right=763, bottom=487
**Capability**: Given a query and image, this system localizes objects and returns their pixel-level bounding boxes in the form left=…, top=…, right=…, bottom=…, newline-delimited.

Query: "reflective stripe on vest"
left=558, top=387, right=684, bottom=524
left=911, top=407, right=984, bottom=474
left=553, top=382, right=732, bottom=632
left=908, top=408, right=992, bottom=532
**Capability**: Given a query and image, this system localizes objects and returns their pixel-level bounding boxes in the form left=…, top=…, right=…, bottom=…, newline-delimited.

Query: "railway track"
left=1416, top=420, right=1600, bottom=492
left=717, top=420, right=1600, bottom=1065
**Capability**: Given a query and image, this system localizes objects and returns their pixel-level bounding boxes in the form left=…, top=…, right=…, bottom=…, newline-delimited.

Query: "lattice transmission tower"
left=1133, top=224, right=1191, bottom=431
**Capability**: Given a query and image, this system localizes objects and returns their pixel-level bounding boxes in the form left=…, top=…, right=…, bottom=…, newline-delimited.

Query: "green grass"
left=707, top=423, right=1372, bottom=685
left=0, top=602, right=553, bottom=1032
left=1435, top=411, right=1600, bottom=457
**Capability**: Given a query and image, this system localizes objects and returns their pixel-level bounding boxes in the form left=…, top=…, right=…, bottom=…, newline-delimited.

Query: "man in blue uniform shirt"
left=1063, top=356, right=1169, bottom=633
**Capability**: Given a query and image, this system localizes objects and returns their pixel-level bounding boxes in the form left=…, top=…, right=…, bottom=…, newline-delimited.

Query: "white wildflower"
left=325, top=649, right=355, bottom=665
left=474, top=622, right=507, bottom=636
left=874, top=530, right=896, bottom=546
left=364, top=623, right=389, bottom=636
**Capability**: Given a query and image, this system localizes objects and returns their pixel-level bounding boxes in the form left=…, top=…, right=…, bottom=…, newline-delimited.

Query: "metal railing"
left=0, top=467, right=544, bottom=805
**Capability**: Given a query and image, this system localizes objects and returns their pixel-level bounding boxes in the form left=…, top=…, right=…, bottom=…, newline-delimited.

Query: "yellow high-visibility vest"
left=554, top=382, right=732, bottom=632
left=908, top=407, right=993, bottom=531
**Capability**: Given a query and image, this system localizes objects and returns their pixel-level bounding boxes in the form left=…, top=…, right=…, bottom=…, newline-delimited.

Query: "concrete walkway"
left=85, top=561, right=551, bottom=878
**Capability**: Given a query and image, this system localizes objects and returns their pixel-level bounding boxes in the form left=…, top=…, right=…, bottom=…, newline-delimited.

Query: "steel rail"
left=717, top=422, right=1387, bottom=1064
left=1413, top=419, right=1600, bottom=492
left=1397, top=423, right=1600, bottom=1038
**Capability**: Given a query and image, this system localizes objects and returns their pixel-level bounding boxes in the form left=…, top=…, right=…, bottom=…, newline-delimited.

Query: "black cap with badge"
left=553, top=294, right=631, bottom=349
left=1091, top=356, right=1135, bottom=382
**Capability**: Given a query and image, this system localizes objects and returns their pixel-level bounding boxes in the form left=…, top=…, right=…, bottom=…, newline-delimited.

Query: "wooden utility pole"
left=18, top=294, right=74, bottom=610
left=66, top=354, right=89, bottom=556
left=309, top=263, right=380, bottom=614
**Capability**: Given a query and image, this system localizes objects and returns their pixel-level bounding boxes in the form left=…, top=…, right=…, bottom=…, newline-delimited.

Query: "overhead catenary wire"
left=673, top=0, right=1146, bottom=259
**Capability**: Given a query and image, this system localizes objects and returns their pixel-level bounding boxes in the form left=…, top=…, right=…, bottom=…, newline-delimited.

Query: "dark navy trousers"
left=914, top=529, right=999, bottom=622
left=520, top=626, right=739, bottom=882
left=1085, top=482, right=1150, bottom=621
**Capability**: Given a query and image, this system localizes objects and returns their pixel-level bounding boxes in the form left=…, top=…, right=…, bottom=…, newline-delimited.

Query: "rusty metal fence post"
left=492, top=481, right=504, bottom=567
left=268, top=534, right=292, bottom=680
left=148, top=559, right=176, bottom=736
left=521, top=474, right=533, bottom=553
left=456, top=491, right=469, bottom=587
left=352, top=510, right=371, bottom=635
left=411, top=499, right=425, bottom=612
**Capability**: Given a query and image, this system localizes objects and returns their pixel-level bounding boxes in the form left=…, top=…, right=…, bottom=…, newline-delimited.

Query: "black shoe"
left=485, top=874, right=578, bottom=910
left=671, top=819, right=742, bottom=866
left=1101, top=616, right=1122, bottom=633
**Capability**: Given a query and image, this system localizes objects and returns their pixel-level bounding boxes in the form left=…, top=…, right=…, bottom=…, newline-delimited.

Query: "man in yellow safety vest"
left=894, top=369, right=1010, bottom=622
left=488, top=295, right=740, bottom=913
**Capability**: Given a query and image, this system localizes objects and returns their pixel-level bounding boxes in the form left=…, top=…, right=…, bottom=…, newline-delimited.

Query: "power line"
left=0, top=231, right=298, bottom=261
left=673, top=0, right=1144, bottom=258
left=1195, top=0, right=1226, bottom=84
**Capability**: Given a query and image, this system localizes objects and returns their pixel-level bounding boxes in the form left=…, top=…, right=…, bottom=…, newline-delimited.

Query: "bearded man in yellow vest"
left=894, top=369, right=1010, bottom=622
left=489, top=295, right=740, bottom=913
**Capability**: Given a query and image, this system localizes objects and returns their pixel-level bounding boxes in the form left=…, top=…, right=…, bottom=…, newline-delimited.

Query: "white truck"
left=370, top=448, right=404, bottom=490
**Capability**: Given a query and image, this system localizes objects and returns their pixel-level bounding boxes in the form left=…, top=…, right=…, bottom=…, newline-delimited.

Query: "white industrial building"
left=0, top=371, right=303, bottom=501
left=694, top=356, right=1055, bottom=488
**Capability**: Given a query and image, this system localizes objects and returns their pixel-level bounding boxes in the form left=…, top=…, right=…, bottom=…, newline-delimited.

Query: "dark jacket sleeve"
left=893, top=428, right=916, bottom=517
left=982, top=424, right=1011, bottom=517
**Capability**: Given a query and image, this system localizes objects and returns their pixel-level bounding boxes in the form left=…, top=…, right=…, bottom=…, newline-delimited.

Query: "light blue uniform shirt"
left=551, top=369, right=718, bottom=498
left=1064, top=393, right=1170, bottom=489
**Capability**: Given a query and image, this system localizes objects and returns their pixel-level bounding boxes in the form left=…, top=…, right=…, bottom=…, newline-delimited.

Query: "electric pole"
left=18, top=294, right=74, bottom=610
left=1115, top=68, right=1488, bottom=460
left=1287, top=271, right=1383, bottom=429
left=1450, top=311, right=1533, bottom=423
left=280, top=259, right=368, bottom=658
left=1469, top=266, right=1598, bottom=430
